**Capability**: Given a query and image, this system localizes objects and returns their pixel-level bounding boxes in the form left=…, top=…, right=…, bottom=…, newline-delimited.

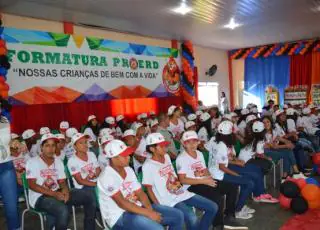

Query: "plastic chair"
left=95, top=187, right=112, bottom=230
left=201, top=151, right=209, bottom=167
left=21, top=173, right=46, bottom=230
left=64, top=167, right=77, bottom=230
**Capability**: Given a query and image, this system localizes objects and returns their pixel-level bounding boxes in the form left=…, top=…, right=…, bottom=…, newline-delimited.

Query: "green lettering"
left=45, top=52, right=61, bottom=64
left=72, top=54, right=81, bottom=65
left=31, top=51, right=44, bottom=64
left=153, top=61, right=159, bottom=69
left=17, top=51, right=30, bottom=63
left=82, top=55, right=89, bottom=65
left=62, top=53, right=72, bottom=65
left=113, top=58, right=120, bottom=67
left=145, top=60, right=152, bottom=69
left=122, top=58, right=129, bottom=68
left=90, top=56, right=99, bottom=66
left=99, top=57, right=108, bottom=66
left=138, top=60, right=144, bottom=69
left=7, top=50, right=16, bottom=62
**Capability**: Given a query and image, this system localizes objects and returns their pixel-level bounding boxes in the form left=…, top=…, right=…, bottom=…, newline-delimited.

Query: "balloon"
left=3, top=83, right=9, bottom=91
left=279, top=194, right=292, bottom=209
left=280, top=181, right=300, bottom=198
left=306, top=178, right=320, bottom=187
left=312, top=153, right=320, bottom=165
left=295, top=178, right=307, bottom=190
left=0, top=47, right=7, bottom=55
left=307, top=198, right=320, bottom=209
left=0, top=76, right=5, bottom=83
left=313, top=164, right=319, bottom=173
left=301, top=184, right=320, bottom=201
left=0, top=39, right=5, bottom=47
left=290, top=197, right=308, bottom=214
left=0, top=67, right=7, bottom=76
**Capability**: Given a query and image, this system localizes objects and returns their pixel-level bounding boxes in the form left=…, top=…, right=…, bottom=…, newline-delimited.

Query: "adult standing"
left=220, top=92, right=229, bottom=115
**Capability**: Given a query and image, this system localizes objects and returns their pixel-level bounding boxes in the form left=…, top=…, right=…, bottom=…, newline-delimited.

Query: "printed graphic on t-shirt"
left=40, top=169, right=58, bottom=190
left=159, top=165, right=183, bottom=195
left=81, top=163, right=96, bottom=180
left=121, top=181, right=139, bottom=204
left=13, top=158, right=26, bottom=173
left=191, top=161, right=206, bottom=177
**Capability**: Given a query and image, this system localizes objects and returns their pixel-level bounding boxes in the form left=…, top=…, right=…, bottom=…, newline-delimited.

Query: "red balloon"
left=295, top=178, right=307, bottom=190
left=0, top=39, right=5, bottom=47
left=279, top=194, right=292, bottom=209
left=312, top=153, right=320, bottom=165
left=0, top=47, right=7, bottom=55
left=0, top=76, right=5, bottom=83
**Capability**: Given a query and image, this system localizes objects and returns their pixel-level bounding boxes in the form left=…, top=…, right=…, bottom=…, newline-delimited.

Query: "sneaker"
left=235, top=209, right=253, bottom=220
left=253, top=194, right=279, bottom=203
left=293, top=172, right=308, bottom=179
left=224, top=216, right=249, bottom=229
left=18, top=197, right=25, bottom=203
left=243, top=205, right=256, bottom=214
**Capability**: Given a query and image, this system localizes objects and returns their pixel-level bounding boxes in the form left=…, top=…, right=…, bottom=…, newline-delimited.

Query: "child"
left=64, top=127, right=78, bottom=159
left=122, top=129, right=137, bottom=147
left=167, top=105, right=185, bottom=140
left=97, top=139, right=184, bottom=230
left=59, top=121, right=69, bottom=135
left=39, top=127, right=51, bottom=136
left=132, top=123, right=150, bottom=174
left=97, top=134, right=114, bottom=170
left=198, top=112, right=213, bottom=143
left=83, top=115, right=100, bottom=145
left=177, top=131, right=247, bottom=230
left=116, top=115, right=127, bottom=137
left=55, top=134, right=66, bottom=162
left=208, top=106, right=222, bottom=131
left=185, top=121, right=197, bottom=132
left=142, top=132, right=218, bottom=230
left=22, top=129, right=40, bottom=157
left=237, top=109, right=250, bottom=136
left=150, top=119, right=159, bottom=133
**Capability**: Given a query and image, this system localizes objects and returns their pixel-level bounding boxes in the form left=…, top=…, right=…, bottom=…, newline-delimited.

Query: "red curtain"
left=11, top=97, right=182, bottom=134
left=290, top=53, right=312, bottom=87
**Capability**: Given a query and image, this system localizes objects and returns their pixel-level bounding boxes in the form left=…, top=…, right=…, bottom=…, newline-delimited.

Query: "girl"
left=167, top=105, right=185, bottom=140
left=208, top=106, right=222, bottom=131
left=97, top=140, right=184, bottom=230
left=64, top=127, right=78, bottom=159
left=237, top=109, right=250, bottom=136
left=185, top=121, right=197, bottom=132
left=238, top=121, right=273, bottom=175
left=262, top=116, right=306, bottom=180
left=132, top=123, right=150, bottom=174
left=143, top=133, right=218, bottom=230
left=22, top=129, right=40, bottom=157
left=150, top=119, right=159, bottom=133
left=55, top=134, right=66, bottom=162
left=116, top=115, right=128, bottom=137
left=177, top=131, right=247, bottom=230
left=84, top=115, right=100, bottom=147
left=198, top=112, right=214, bottom=143
left=97, top=135, right=114, bottom=170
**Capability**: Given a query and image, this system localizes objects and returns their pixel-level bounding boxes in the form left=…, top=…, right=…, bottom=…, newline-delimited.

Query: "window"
left=198, top=82, right=219, bottom=107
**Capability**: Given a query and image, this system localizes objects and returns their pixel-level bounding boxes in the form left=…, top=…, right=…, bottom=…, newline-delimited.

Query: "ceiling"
left=1, top=0, right=320, bottom=49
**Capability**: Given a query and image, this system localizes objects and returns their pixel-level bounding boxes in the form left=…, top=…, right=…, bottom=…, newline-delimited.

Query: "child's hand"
left=146, top=211, right=162, bottom=223
left=202, top=177, right=217, bottom=187
left=237, top=160, right=245, bottom=167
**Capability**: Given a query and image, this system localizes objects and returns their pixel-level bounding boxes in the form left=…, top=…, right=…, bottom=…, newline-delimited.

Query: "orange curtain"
left=311, top=52, right=320, bottom=84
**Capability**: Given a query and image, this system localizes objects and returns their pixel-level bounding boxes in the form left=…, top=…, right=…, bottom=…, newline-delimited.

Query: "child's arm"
left=219, top=164, right=240, bottom=176
left=144, top=185, right=160, bottom=205
left=72, top=173, right=97, bottom=187
left=135, top=188, right=153, bottom=210
left=178, top=173, right=217, bottom=187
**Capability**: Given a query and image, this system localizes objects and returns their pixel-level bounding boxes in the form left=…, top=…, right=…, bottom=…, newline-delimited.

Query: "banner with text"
left=3, top=28, right=180, bottom=105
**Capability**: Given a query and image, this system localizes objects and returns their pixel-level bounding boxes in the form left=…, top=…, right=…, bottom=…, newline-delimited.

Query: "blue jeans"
left=0, top=161, right=20, bottom=230
left=265, top=148, right=296, bottom=174
left=293, top=144, right=307, bottom=171
left=174, top=194, right=218, bottom=230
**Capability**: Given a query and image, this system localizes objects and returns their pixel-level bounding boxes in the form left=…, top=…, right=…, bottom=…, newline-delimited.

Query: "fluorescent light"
left=172, top=1, right=192, bottom=15
left=224, top=18, right=242, bottom=30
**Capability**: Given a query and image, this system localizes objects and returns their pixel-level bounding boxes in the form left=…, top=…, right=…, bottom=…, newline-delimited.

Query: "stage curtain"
left=11, top=97, right=182, bottom=134
left=244, top=56, right=290, bottom=107
left=312, top=52, right=320, bottom=84
left=290, top=53, right=312, bottom=87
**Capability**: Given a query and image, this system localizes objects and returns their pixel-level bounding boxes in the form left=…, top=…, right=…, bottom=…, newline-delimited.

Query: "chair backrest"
left=64, top=166, right=73, bottom=188
left=21, top=173, right=31, bottom=209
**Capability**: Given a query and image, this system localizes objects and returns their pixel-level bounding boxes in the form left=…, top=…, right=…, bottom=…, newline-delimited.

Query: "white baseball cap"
left=105, top=116, right=115, bottom=125
left=200, top=112, right=211, bottom=122
left=252, top=121, right=265, bottom=133
left=122, top=129, right=136, bottom=138
left=39, top=127, right=51, bottom=135
left=87, top=115, right=96, bottom=122
left=132, top=122, right=144, bottom=131
left=59, top=121, right=69, bottom=130
left=99, top=128, right=114, bottom=137
left=196, top=110, right=203, bottom=116
left=146, top=133, right=170, bottom=146
left=104, top=140, right=135, bottom=158
left=217, top=121, right=233, bottom=135
left=100, top=135, right=114, bottom=146
left=11, top=133, right=19, bottom=139
left=55, top=134, right=65, bottom=140
left=150, top=111, right=156, bottom=116
left=65, top=127, right=78, bottom=138
left=185, top=121, right=196, bottom=129
left=140, top=113, right=148, bottom=119
left=187, top=113, right=197, bottom=121
left=246, top=114, right=257, bottom=123
left=168, top=105, right=178, bottom=116
left=116, top=115, right=124, bottom=122
left=182, top=131, right=198, bottom=142
left=40, top=133, right=58, bottom=145
left=223, top=114, right=233, bottom=121
left=250, top=107, right=258, bottom=114
left=302, top=107, right=311, bottom=115
left=22, top=129, right=36, bottom=140
left=286, top=108, right=295, bottom=116
left=71, top=133, right=90, bottom=146
left=241, top=108, right=250, bottom=115
left=150, top=119, right=159, bottom=127
left=275, top=109, right=285, bottom=117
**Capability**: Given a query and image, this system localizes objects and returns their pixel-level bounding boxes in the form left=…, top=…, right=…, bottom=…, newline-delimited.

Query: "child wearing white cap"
left=208, top=106, right=222, bottom=131
left=59, top=121, right=69, bottom=135
left=22, top=129, right=41, bottom=158
left=64, top=127, right=78, bottom=159
left=97, top=135, right=114, bottom=170
left=142, top=133, right=218, bottom=230
left=55, top=134, right=67, bottom=162
left=132, top=123, right=150, bottom=174
left=83, top=115, right=100, bottom=144
left=97, top=140, right=184, bottom=230
left=115, top=114, right=127, bottom=138
left=177, top=131, right=247, bottom=230
left=167, top=105, right=185, bottom=140
left=198, top=112, right=213, bottom=143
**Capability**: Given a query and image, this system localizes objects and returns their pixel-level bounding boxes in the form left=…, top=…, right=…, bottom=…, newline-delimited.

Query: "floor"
left=0, top=177, right=293, bottom=230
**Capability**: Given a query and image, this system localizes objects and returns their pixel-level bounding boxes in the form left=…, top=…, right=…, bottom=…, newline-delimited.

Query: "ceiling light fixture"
left=224, top=17, right=242, bottom=30
left=172, top=0, right=192, bottom=15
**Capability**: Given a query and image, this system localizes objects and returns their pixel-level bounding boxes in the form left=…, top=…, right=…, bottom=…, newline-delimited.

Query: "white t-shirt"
left=238, top=141, right=264, bottom=163
left=287, top=119, right=297, bottom=132
left=98, top=151, right=110, bottom=170
left=0, top=122, right=11, bottom=163
left=208, top=141, right=233, bottom=180
left=115, top=127, right=123, bottom=138
left=265, top=130, right=281, bottom=145
left=176, top=150, right=207, bottom=190
left=238, top=120, right=246, bottom=136
left=67, top=151, right=100, bottom=189
left=297, top=116, right=319, bottom=135
left=211, top=117, right=221, bottom=130
left=29, top=140, right=41, bottom=158
left=64, top=143, right=76, bottom=159
left=310, top=114, right=319, bottom=125
left=12, top=152, right=30, bottom=173
left=132, top=138, right=151, bottom=174
left=26, top=156, right=66, bottom=208
left=97, top=166, right=142, bottom=228
left=198, top=127, right=209, bottom=143
left=55, top=150, right=66, bottom=162
left=84, top=127, right=97, bottom=142
left=142, top=154, right=194, bottom=207
left=168, top=119, right=185, bottom=138
left=274, top=123, right=286, bottom=137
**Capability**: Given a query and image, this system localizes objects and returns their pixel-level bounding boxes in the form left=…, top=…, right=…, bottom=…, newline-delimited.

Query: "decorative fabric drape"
left=311, top=52, right=320, bottom=84
left=290, top=54, right=312, bottom=87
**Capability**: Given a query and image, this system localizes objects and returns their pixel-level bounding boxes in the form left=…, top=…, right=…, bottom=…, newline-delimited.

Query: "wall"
left=2, top=13, right=230, bottom=105
left=232, top=59, right=245, bottom=107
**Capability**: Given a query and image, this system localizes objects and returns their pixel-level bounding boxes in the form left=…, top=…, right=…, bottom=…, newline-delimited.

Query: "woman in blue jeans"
left=0, top=121, right=20, bottom=230
left=143, top=133, right=218, bottom=230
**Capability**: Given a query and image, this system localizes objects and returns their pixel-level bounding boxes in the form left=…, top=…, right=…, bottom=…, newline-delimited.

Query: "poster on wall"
left=265, top=85, right=279, bottom=104
left=284, top=86, right=308, bottom=105
left=3, top=28, right=180, bottom=105
left=311, top=84, right=320, bottom=105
